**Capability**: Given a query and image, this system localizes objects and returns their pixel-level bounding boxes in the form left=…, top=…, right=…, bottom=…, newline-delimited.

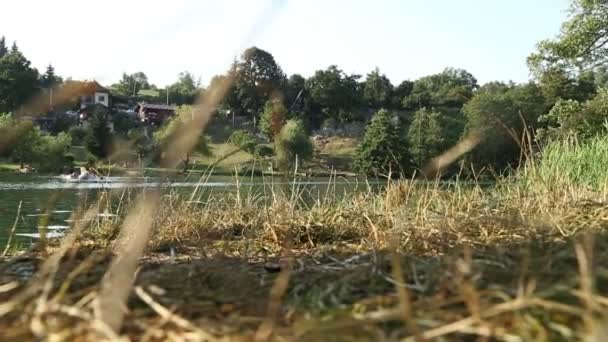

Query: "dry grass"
left=2, top=174, right=608, bottom=341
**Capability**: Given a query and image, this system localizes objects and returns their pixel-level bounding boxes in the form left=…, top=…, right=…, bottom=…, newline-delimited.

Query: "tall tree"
left=40, top=64, right=62, bottom=89
left=391, top=80, right=414, bottom=109
left=84, top=108, right=113, bottom=159
left=528, top=0, right=608, bottom=76
left=234, top=47, right=286, bottom=122
left=168, top=71, right=201, bottom=105
left=363, top=67, right=393, bottom=109
left=0, top=37, right=7, bottom=57
left=462, top=82, right=546, bottom=170
left=305, top=65, right=363, bottom=124
left=115, top=72, right=151, bottom=96
left=0, top=41, right=39, bottom=113
left=285, top=74, right=306, bottom=110
left=408, top=108, right=444, bottom=166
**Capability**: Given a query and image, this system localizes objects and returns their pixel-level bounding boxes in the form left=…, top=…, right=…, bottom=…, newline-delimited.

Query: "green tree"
left=285, top=74, right=306, bottom=109
left=40, top=64, right=62, bottom=89
left=408, top=108, right=444, bottom=166
left=363, top=67, right=393, bottom=108
left=305, top=65, right=363, bottom=124
left=462, top=82, right=546, bottom=170
left=0, top=37, right=7, bottom=57
left=259, top=99, right=287, bottom=141
left=403, top=68, right=478, bottom=110
left=153, top=105, right=211, bottom=171
left=528, top=0, right=608, bottom=75
left=0, top=41, right=39, bottom=113
left=391, top=80, right=414, bottom=108
left=537, top=88, right=608, bottom=141
left=11, top=121, right=42, bottom=168
left=85, top=108, right=113, bottom=159
left=168, top=71, right=201, bottom=105
left=114, top=72, right=151, bottom=96
left=234, top=47, right=286, bottom=122
left=274, top=118, right=313, bottom=170
left=354, top=109, right=413, bottom=176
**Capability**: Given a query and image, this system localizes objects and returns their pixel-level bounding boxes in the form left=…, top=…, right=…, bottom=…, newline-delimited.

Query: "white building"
left=79, top=81, right=110, bottom=108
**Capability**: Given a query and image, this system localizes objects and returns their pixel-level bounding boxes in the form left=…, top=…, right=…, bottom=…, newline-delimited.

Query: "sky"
left=0, top=0, right=571, bottom=88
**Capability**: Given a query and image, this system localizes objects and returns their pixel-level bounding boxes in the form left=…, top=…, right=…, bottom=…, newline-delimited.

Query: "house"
left=78, top=81, right=111, bottom=108
left=134, top=103, right=176, bottom=126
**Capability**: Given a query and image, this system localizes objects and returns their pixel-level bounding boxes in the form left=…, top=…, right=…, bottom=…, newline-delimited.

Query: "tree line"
left=0, top=0, right=606, bottom=176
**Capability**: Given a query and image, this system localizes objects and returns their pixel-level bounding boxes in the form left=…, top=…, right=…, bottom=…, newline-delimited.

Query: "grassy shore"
left=1, top=138, right=608, bottom=341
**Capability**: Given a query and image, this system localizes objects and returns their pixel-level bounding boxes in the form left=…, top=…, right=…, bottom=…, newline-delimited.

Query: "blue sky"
left=0, top=0, right=571, bottom=87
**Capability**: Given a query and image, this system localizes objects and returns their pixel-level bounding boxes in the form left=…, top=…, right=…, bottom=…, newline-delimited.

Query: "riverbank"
left=1, top=173, right=607, bottom=341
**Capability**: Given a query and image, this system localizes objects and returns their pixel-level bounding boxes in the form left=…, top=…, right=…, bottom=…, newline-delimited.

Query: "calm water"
left=0, top=172, right=380, bottom=249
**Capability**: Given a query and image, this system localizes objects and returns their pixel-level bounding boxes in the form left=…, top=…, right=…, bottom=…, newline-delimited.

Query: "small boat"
left=59, top=167, right=104, bottom=183
left=16, top=232, right=65, bottom=239
left=38, top=225, right=70, bottom=230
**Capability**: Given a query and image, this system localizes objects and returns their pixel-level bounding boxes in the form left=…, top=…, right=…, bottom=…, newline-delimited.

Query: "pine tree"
left=353, top=109, right=413, bottom=177
left=41, top=64, right=60, bottom=88
left=0, top=37, right=7, bottom=57
left=408, top=107, right=444, bottom=166
left=0, top=39, right=39, bottom=113
left=10, top=41, right=18, bottom=54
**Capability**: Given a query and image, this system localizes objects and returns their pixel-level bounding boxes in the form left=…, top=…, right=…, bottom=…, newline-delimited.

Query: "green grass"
left=520, top=135, right=608, bottom=191
left=0, top=160, right=21, bottom=172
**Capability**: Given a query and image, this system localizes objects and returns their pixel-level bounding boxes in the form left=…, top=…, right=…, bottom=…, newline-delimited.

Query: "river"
left=0, top=172, right=380, bottom=249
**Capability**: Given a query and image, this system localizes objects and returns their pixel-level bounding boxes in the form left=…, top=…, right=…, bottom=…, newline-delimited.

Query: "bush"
left=228, top=130, right=256, bottom=153
left=254, top=145, right=273, bottom=158
left=353, top=109, right=413, bottom=176
left=33, top=132, right=73, bottom=172
left=275, top=119, right=313, bottom=170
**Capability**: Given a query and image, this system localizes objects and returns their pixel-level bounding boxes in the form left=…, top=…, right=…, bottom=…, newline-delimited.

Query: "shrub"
left=353, top=109, right=413, bottom=176
left=275, top=119, right=313, bottom=170
left=10, top=121, right=42, bottom=167
left=228, top=130, right=257, bottom=153
left=254, top=145, right=273, bottom=158
left=33, top=132, right=73, bottom=172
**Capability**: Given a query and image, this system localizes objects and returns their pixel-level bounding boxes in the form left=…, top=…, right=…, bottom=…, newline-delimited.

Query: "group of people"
left=61, top=164, right=102, bottom=181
